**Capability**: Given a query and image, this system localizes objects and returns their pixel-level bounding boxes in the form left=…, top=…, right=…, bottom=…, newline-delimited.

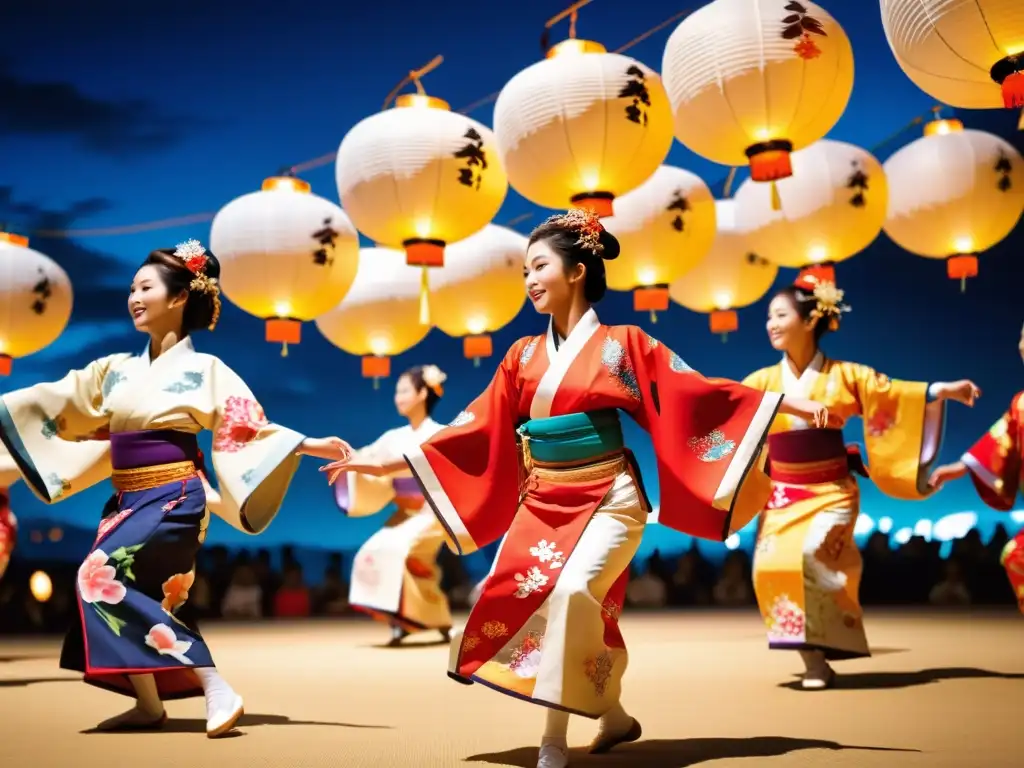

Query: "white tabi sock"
left=539, top=709, right=570, bottom=767
left=798, top=649, right=833, bottom=688
left=194, top=667, right=244, bottom=734
left=596, top=701, right=633, bottom=738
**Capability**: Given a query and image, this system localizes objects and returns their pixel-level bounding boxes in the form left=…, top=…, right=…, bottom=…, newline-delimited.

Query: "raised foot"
left=207, top=694, right=244, bottom=738
left=589, top=717, right=642, bottom=754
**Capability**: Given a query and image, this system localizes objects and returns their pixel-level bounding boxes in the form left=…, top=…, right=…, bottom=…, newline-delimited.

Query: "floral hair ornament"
left=173, top=238, right=221, bottom=331
left=795, top=273, right=850, bottom=331
left=420, top=364, right=447, bottom=397
left=552, top=208, right=605, bottom=257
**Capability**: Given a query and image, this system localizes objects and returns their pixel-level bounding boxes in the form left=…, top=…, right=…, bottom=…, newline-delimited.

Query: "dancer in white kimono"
left=336, top=364, right=453, bottom=645
left=0, top=240, right=350, bottom=736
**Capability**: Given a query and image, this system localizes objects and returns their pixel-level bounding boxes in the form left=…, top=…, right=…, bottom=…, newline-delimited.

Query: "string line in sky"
left=31, top=7, right=934, bottom=240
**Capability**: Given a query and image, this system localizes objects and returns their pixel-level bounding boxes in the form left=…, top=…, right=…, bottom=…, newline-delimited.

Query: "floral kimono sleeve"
left=404, top=340, right=527, bottom=556
left=961, top=393, right=1023, bottom=511
left=0, top=355, right=128, bottom=503
left=627, top=328, right=781, bottom=540
left=838, top=362, right=945, bottom=500
left=202, top=359, right=306, bottom=534
left=334, top=433, right=397, bottom=518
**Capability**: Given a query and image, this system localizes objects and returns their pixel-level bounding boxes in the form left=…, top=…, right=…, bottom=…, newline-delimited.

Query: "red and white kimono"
left=404, top=308, right=781, bottom=717
left=961, top=391, right=1024, bottom=612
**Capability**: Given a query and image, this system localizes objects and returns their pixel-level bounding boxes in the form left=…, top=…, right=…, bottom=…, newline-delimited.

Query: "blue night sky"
left=2, top=0, right=1022, bottom=563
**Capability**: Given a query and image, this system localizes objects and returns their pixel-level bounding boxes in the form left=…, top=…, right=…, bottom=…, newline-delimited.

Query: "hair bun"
left=598, top=228, right=620, bottom=261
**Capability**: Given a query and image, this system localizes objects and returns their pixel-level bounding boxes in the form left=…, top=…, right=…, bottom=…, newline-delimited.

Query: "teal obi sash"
left=517, top=409, right=624, bottom=465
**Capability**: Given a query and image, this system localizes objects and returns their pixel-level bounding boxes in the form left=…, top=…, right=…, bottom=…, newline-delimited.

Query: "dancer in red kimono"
left=323, top=210, right=827, bottom=768
left=930, top=322, right=1024, bottom=612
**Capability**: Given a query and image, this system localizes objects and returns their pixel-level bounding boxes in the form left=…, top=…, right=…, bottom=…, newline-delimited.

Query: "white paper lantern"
left=315, top=247, right=431, bottom=385
left=493, top=39, right=674, bottom=217
left=734, top=139, right=887, bottom=275
left=883, top=120, right=1024, bottom=290
left=669, top=200, right=778, bottom=339
left=603, top=165, right=717, bottom=320
left=662, top=0, right=854, bottom=190
left=429, top=225, right=528, bottom=365
left=0, top=232, right=73, bottom=376
left=880, top=0, right=1024, bottom=109
left=210, top=177, right=359, bottom=352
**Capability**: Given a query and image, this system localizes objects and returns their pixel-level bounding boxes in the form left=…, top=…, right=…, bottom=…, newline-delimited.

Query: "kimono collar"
left=139, top=335, right=196, bottom=367
left=781, top=349, right=824, bottom=398
left=546, top=307, right=600, bottom=357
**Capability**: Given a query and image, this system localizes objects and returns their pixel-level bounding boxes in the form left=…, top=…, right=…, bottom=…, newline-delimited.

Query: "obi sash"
left=767, top=428, right=868, bottom=485
left=393, top=476, right=425, bottom=509
left=109, top=430, right=202, bottom=492
left=517, top=409, right=624, bottom=467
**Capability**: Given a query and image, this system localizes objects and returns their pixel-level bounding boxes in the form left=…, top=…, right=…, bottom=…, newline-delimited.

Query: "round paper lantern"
left=603, top=165, right=716, bottom=321
left=29, top=570, right=52, bottom=603
left=429, top=225, right=528, bottom=366
left=880, top=0, right=1024, bottom=109
left=883, top=119, right=1024, bottom=291
left=493, top=38, right=674, bottom=217
left=210, top=176, right=359, bottom=354
left=0, top=232, right=73, bottom=376
left=662, top=0, right=854, bottom=205
left=335, top=92, right=507, bottom=321
left=734, top=139, right=887, bottom=281
left=315, top=247, right=431, bottom=386
left=669, top=200, right=779, bottom=340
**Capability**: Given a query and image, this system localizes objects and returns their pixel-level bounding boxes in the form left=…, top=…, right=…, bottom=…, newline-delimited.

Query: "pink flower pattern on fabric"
left=214, top=396, right=269, bottom=453
left=77, top=550, right=127, bottom=605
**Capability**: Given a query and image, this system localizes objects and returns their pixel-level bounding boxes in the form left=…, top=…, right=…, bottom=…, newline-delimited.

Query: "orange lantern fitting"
left=797, top=263, right=836, bottom=287
left=710, top=309, right=738, bottom=342
left=362, top=355, right=391, bottom=389
left=570, top=192, right=615, bottom=219
left=463, top=334, right=493, bottom=367
left=946, top=254, right=978, bottom=293
left=991, top=56, right=1024, bottom=109
left=265, top=318, right=301, bottom=357
left=0, top=354, right=11, bottom=377
left=403, top=239, right=446, bottom=268
left=633, top=285, right=670, bottom=323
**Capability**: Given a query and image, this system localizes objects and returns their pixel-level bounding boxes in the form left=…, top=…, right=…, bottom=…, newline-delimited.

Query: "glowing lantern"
left=492, top=10, right=673, bottom=218
left=0, top=488, right=15, bottom=582
left=662, top=0, right=854, bottom=208
left=430, top=225, right=528, bottom=367
left=669, top=200, right=778, bottom=341
left=603, top=165, right=716, bottom=322
left=0, top=232, right=73, bottom=376
left=210, top=176, right=359, bottom=355
left=335, top=59, right=507, bottom=323
left=29, top=570, right=52, bottom=603
left=315, top=247, right=431, bottom=388
left=883, top=119, right=1024, bottom=292
left=734, top=139, right=887, bottom=281
left=880, top=1, right=1024, bottom=111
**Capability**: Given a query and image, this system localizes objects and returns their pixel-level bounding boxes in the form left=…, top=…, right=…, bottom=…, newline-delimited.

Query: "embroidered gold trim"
left=768, top=456, right=847, bottom=473
left=112, top=461, right=197, bottom=492
left=531, top=454, right=626, bottom=483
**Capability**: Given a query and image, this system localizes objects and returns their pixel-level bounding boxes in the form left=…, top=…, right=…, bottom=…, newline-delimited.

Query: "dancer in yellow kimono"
left=336, top=364, right=453, bottom=645
left=742, top=273, right=980, bottom=690
left=0, top=240, right=350, bottom=735
left=323, top=210, right=828, bottom=768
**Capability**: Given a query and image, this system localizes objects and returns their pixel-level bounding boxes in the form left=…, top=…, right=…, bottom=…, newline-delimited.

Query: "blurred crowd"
left=0, top=525, right=1017, bottom=634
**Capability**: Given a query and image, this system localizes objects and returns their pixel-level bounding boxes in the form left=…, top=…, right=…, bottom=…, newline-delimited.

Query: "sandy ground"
left=0, top=609, right=1020, bottom=767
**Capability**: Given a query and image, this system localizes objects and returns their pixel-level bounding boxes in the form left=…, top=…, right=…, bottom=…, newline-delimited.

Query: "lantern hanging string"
left=381, top=55, right=444, bottom=110
left=545, top=0, right=594, bottom=39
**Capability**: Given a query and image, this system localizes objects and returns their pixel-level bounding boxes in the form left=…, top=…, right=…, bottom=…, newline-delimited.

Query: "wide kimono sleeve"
left=627, top=328, right=782, bottom=541
left=0, top=443, right=20, bottom=489
left=334, top=432, right=398, bottom=518
left=838, top=362, right=945, bottom=500
left=0, top=355, right=127, bottom=503
left=404, top=340, right=527, bottom=556
left=201, top=358, right=306, bottom=534
left=960, top=393, right=1023, bottom=511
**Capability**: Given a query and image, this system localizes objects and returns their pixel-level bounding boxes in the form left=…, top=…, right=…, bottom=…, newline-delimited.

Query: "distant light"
left=724, top=533, right=740, bottom=550
left=1010, top=510, right=1024, bottom=524
left=913, top=519, right=933, bottom=540
left=30, top=530, right=43, bottom=544
left=893, top=527, right=912, bottom=545
left=933, top=512, right=978, bottom=542
left=854, top=514, right=875, bottom=536
left=877, top=516, right=893, bottom=534
left=30, top=571, right=52, bottom=603
left=48, top=527, right=63, bottom=543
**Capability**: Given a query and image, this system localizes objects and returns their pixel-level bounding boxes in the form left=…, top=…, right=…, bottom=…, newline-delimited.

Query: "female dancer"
left=929, top=321, right=1024, bottom=612
left=0, top=240, right=349, bottom=735
left=1, top=451, right=17, bottom=582
left=742, top=273, right=980, bottom=689
left=324, top=210, right=827, bottom=768
left=336, top=364, right=453, bottom=645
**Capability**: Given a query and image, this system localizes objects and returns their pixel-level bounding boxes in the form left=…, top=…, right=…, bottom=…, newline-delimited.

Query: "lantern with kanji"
left=430, top=225, right=528, bottom=367
left=210, top=176, right=359, bottom=355
left=603, top=165, right=716, bottom=322
left=662, top=0, right=854, bottom=209
left=880, top=1, right=1024, bottom=110
left=734, top=139, right=887, bottom=283
left=335, top=76, right=507, bottom=324
left=315, top=247, right=431, bottom=388
left=883, top=119, right=1024, bottom=292
left=0, top=232, right=73, bottom=376
left=492, top=30, right=673, bottom=218
left=668, top=200, right=778, bottom=341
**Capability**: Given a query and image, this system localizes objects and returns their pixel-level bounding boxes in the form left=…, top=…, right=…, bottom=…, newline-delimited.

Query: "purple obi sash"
left=110, top=430, right=203, bottom=471
left=766, top=428, right=868, bottom=484
left=393, top=477, right=422, bottom=497
left=334, top=474, right=423, bottom=515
